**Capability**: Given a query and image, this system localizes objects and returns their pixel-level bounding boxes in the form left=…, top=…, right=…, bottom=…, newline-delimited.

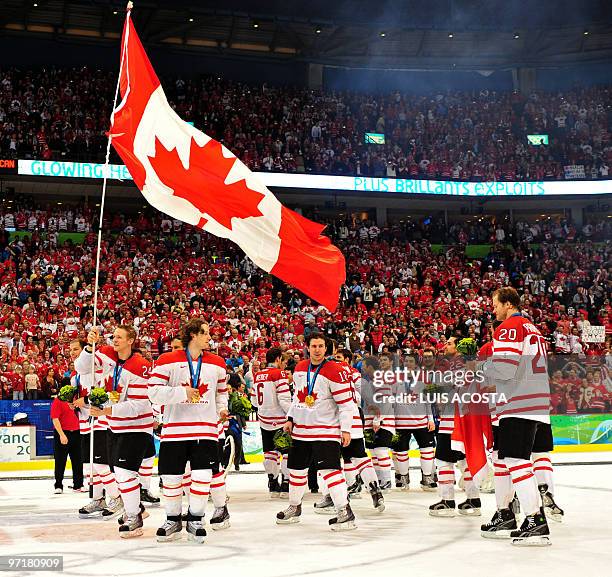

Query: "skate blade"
left=279, top=493, right=289, bottom=499
left=375, top=503, right=386, bottom=513
left=79, top=511, right=105, bottom=519
left=400, top=486, right=410, bottom=492
left=330, top=520, right=357, bottom=532
left=276, top=517, right=300, bottom=525
left=270, top=493, right=281, bottom=499
left=142, top=501, right=160, bottom=508
left=102, top=510, right=124, bottom=522
left=511, top=535, right=551, bottom=547
left=119, top=528, right=144, bottom=539
left=156, top=532, right=183, bottom=543
left=481, top=530, right=513, bottom=539
left=118, top=510, right=150, bottom=525
left=211, top=520, right=231, bottom=531
left=458, top=508, right=481, bottom=517
left=348, top=493, right=362, bottom=500
left=187, top=533, right=206, bottom=544
left=546, top=510, right=563, bottom=523
left=421, top=486, right=437, bottom=492
left=429, top=509, right=456, bottom=518
left=314, top=507, right=336, bottom=515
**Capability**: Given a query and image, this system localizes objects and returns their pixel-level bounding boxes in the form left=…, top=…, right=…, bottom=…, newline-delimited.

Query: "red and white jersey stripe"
left=148, top=350, right=228, bottom=442
left=287, top=359, right=354, bottom=442
left=487, top=315, right=551, bottom=424
left=252, top=367, right=291, bottom=431
left=392, top=375, right=431, bottom=430
left=340, top=362, right=364, bottom=440
left=77, top=346, right=153, bottom=435
left=361, top=377, right=395, bottom=433
left=70, top=371, right=108, bottom=433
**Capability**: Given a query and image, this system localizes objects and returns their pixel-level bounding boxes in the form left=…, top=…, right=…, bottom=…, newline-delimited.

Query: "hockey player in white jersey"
left=70, top=338, right=121, bottom=519
left=482, top=287, right=552, bottom=546
left=148, top=318, right=229, bottom=543
left=252, top=347, right=292, bottom=497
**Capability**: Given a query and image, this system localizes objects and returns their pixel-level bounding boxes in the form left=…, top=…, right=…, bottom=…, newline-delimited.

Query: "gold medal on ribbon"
left=109, top=391, right=120, bottom=404
left=190, top=390, right=201, bottom=404
left=304, top=395, right=315, bottom=407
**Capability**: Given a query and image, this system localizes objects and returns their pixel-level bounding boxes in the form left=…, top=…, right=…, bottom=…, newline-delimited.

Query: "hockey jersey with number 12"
left=288, top=359, right=354, bottom=441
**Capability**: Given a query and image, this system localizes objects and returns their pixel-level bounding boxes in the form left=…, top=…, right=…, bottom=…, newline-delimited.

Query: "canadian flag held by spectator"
left=110, top=12, right=345, bottom=310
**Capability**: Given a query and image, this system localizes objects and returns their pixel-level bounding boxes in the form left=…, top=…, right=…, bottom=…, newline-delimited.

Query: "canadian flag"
left=451, top=405, right=493, bottom=487
left=110, top=12, right=345, bottom=310
left=451, top=344, right=494, bottom=486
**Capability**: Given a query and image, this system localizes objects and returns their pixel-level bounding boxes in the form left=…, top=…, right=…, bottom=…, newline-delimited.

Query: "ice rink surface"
left=0, top=453, right=610, bottom=577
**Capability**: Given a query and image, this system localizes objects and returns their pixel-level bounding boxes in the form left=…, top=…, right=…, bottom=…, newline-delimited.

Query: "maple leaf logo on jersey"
left=104, top=375, right=119, bottom=391
left=180, top=382, right=209, bottom=397
left=296, top=389, right=317, bottom=404
left=148, top=137, right=265, bottom=230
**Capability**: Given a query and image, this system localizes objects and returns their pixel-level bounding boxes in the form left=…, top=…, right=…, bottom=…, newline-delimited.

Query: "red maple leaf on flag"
left=148, top=137, right=265, bottom=230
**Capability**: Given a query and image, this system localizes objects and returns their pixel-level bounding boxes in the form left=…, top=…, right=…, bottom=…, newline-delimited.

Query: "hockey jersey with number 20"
left=487, top=314, right=550, bottom=424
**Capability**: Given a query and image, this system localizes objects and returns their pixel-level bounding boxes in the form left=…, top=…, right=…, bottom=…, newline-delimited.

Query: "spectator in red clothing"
left=9, top=364, right=25, bottom=400
left=50, top=395, right=83, bottom=493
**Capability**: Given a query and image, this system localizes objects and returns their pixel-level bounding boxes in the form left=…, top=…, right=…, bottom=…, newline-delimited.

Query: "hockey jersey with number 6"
left=148, top=350, right=228, bottom=442
left=252, top=367, right=291, bottom=431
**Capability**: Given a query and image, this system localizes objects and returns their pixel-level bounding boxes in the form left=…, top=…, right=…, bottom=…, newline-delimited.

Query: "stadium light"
left=380, top=31, right=386, bottom=38
left=315, top=27, right=322, bottom=34
left=514, top=32, right=520, bottom=39
left=253, top=21, right=259, bottom=28
left=189, top=18, right=194, bottom=22
left=448, top=32, right=453, bottom=38
left=583, top=30, right=589, bottom=35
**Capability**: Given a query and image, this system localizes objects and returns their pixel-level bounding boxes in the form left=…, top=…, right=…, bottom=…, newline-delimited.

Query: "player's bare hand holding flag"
left=109, top=9, right=345, bottom=310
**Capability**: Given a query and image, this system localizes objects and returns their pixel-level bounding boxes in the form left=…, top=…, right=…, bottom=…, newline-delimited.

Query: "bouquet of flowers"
left=273, top=429, right=292, bottom=450
left=364, top=428, right=375, bottom=448
left=229, top=392, right=253, bottom=420
left=58, top=385, right=78, bottom=402
left=88, top=387, right=109, bottom=408
left=456, top=337, right=478, bottom=359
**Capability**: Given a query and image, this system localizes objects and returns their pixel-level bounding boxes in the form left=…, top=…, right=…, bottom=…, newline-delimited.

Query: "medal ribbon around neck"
left=306, top=359, right=327, bottom=400
left=186, top=350, right=203, bottom=389
left=112, top=362, right=124, bottom=392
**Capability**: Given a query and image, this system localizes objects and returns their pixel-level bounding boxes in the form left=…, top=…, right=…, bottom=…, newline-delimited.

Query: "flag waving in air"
left=110, top=11, right=345, bottom=310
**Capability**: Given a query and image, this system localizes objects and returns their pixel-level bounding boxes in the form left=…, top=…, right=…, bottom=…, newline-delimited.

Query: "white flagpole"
left=88, top=1, right=133, bottom=498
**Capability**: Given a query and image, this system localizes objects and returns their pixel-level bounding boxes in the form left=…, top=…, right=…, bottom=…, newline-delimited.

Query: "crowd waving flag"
left=109, top=10, right=346, bottom=310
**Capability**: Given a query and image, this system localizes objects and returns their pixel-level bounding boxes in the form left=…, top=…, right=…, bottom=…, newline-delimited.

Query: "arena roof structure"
left=2, top=0, right=612, bottom=70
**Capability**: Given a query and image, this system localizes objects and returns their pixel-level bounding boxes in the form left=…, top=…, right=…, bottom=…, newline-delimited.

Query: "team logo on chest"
left=297, top=388, right=317, bottom=407
left=181, top=378, right=209, bottom=403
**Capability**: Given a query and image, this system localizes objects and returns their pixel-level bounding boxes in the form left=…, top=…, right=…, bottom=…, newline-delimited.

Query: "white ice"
left=0, top=453, right=610, bottom=577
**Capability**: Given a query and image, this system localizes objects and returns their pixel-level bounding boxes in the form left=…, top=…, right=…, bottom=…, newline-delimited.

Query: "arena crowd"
left=0, top=202, right=610, bottom=413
